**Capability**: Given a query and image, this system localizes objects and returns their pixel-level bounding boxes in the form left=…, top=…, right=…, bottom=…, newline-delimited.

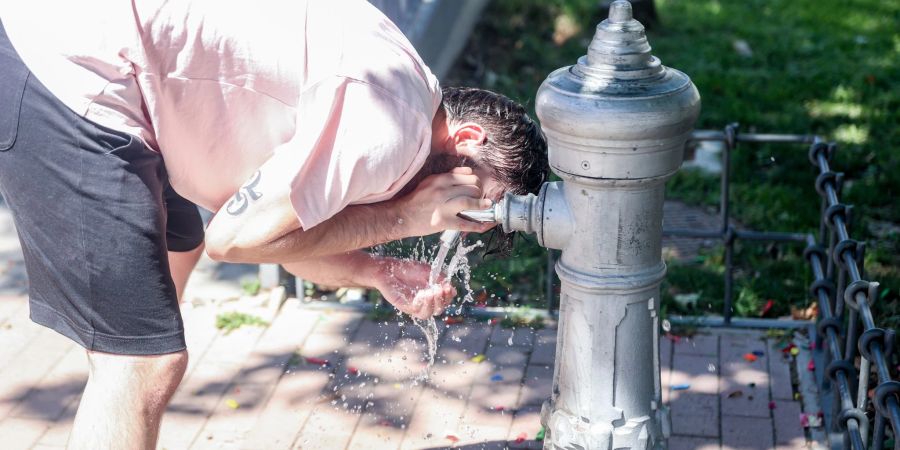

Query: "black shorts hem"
left=30, top=300, right=187, bottom=355
left=167, top=236, right=204, bottom=253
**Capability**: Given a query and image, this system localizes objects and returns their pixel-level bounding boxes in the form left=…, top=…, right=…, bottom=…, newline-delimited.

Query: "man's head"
left=430, top=86, right=549, bottom=202
left=426, top=86, right=549, bottom=255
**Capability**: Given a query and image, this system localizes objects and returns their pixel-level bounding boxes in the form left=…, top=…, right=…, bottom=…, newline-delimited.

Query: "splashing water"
left=428, top=244, right=451, bottom=286
left=414, top=237, right=483, bottom=380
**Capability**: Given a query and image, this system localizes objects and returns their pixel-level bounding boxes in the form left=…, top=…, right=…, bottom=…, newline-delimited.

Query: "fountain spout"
left=458, top=183, right=573, bottom=251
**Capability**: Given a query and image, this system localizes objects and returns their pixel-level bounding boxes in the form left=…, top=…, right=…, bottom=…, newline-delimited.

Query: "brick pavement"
left=0, top=292, right=827, bottom=449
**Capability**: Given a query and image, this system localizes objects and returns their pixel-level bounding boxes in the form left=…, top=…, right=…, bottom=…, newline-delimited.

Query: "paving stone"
left=0, top=295, right=26, bottom=325
left=485, top=344, right=529, bottom=367
left=490, top=325, right=535, bottom=347
left=162, top=321, right=269, bottom=449
left=180, top=304, right=223, bottom=377
left=347, top=337, right=429, bottom=383
left=668, top=435, right=720, bottom=450
left=158, top=361, right=237, bottom=450
left=506, top=406, right=543, bottom=449
left=518, top=364, right=553, bottom=408
left=399, top=320, right=445, bottom=343
left=0, top=327, right=73, bottom=420
left=768, top=339, right=795, bottom=400
left=0, top=309, right=43, bottom=370
left=455, top=401, right=514, bottom=448
left=661, top=336, right=673, bottom=405
left=351, top=319, right=402, bottom=350
left=671, top=353, right=720, bottom=394
left=530, top=328, right=557, bottom=366
left=401, top=385, right=469, bottom=450
left=773, top=400, right=805, bottom=446
left=439, top=324, right=492, bottom=361
left=308, top=310, right=364, bottom=336
left=0, top=417, right=48, bottom=450
left=720, top=332, right=768, bottom=366
left=192, top=382, right=272, bottom=449
left=469, top=382, right=521, bottom=414
left=720, top=333, right=770, bottom=418
left=669, top=393, right=718, bottom=438
left=34, top=394, right=79, bottom=447
left=293, top=404, right=358, bottom=450
left=722, top=415, right=774, bottom=449
left=10, top=344, right=86, bottom=421
left=673, top=333, right=718, bottom=356
left=720, top=367, right=771, bottom=418
left=660, top=335, right=673, bottom=369
left=719, top=333, right=769, bottom=392
left=240, top=367, right=331, bottom=449
left=427, top=358, right=493, bottom=394
left=345, top=380, right=423, bottom=450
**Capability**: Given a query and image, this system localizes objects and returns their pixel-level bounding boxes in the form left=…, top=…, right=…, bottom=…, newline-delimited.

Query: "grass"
left=215, top=312, right=269, bottom=334
left=446, top=0, right=899, bottom=320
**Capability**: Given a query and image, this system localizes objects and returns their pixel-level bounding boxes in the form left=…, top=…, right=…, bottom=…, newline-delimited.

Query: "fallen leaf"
left=759, top=299, right=774, bottom=317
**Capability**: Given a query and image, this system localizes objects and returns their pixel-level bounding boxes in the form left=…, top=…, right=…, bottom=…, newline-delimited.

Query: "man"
left=0, top=0, right=547, bottom=448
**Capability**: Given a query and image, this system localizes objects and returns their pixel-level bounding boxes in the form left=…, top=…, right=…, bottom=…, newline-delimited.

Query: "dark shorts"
left=0, top=21, right=204, bottom=355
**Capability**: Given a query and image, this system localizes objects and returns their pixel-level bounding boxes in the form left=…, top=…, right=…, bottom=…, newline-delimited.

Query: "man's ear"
left=451, top=122, right=486, bottom=158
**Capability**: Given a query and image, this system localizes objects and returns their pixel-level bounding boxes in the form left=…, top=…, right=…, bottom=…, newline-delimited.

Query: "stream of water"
left=413, top=237, right=482, bottom=380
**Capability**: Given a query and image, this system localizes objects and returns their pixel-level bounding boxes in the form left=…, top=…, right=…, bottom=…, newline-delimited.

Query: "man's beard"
left=395, top=153, right=467, bottom=198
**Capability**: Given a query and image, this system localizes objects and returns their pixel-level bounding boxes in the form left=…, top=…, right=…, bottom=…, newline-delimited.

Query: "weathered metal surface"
left=467, top=1, right=701, bottom=448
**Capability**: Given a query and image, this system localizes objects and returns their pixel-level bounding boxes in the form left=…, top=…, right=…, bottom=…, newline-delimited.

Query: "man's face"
left=471, top=161, right=504, bottom=204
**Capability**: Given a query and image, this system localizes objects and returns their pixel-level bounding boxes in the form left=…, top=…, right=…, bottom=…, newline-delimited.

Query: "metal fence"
left=806, top=140, right=899, bottom=449
left=660, top=124, right=899, bottom=449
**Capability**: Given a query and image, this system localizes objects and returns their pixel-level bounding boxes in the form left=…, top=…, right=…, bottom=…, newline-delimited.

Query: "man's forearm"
left=272, top=202, right=407, bottom=263
left=281, top=250, right=383, bottom=289
left=209, top=198, right=411, bottom=264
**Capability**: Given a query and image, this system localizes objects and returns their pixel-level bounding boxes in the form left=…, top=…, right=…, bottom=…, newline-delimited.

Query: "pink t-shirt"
left=1, top=0, right=441, bottom=229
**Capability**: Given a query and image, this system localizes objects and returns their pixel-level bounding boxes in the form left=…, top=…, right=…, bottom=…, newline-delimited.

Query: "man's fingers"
left=444, top=185, right=483, bottom=202
left=434, top=172, right=480, bottom=189
left=415, top=290, right=435, bottom=319
left=452, top=220, right=497, bottom=234
left=451, top=166, right=474, bottom=175
left=444, top=196, right=492, bottom=214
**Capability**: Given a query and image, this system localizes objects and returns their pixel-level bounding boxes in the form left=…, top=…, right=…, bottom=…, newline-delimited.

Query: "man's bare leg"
left=168, top=243, right=205, bottom=301
left=68, top=350, right=188, bottom=450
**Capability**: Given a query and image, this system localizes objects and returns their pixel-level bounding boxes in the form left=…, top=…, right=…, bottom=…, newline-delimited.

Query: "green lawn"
left=447, top=0, right=899, bottom=323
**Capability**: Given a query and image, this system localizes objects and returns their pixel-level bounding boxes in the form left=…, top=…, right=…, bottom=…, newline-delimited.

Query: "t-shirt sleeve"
left=283, top=76, right=431, bottom=230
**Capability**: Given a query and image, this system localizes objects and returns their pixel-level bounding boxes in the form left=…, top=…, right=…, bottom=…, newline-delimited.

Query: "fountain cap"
left=579, top=0, right=661, bottom=83
left=607, top=0, right=632, bottom=23
left=534, top=0, right=701, bottom=180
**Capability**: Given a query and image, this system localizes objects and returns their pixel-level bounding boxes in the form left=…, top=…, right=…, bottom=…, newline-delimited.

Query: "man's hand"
left=373, top=257, right=457, bottom=320
left=397, top=167, right=495, bottom=237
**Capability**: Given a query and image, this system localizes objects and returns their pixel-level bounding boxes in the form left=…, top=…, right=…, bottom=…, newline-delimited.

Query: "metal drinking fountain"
left=461, top=1, right=700, bottom=448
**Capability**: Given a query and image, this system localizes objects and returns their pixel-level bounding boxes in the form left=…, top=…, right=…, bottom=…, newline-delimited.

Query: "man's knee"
left=86, top=350, right=188, bottom=407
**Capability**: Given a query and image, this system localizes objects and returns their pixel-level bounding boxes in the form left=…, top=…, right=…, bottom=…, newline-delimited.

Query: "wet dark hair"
left=441, top=86, right=549, bottom=257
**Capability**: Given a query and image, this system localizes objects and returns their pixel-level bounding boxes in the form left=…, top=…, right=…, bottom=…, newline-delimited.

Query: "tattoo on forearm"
left=225, top=170, right=263, bottom=216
